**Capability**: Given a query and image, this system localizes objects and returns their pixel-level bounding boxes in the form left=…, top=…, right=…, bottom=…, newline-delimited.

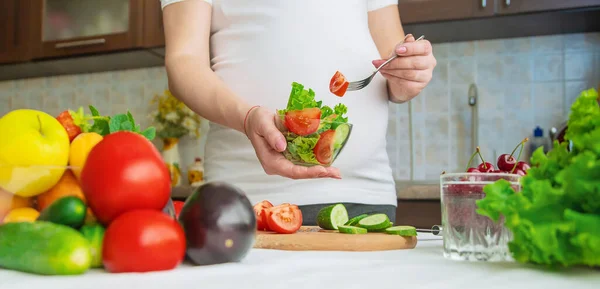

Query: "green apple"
left=0, top=109, right=70, bottom=197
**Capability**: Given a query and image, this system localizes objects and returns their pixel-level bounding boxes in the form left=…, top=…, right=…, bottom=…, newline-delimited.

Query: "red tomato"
left=80, top=131, right=171, bottom=225
left=173, top=201, right=185, bottom=219
left=284, top=108, right=321, bottom=136
left=103, top=210, right=186, bottom=273
left=314, top=130, right=336, bottom=164
left=253, top=200, right=273, bottom=231
left=265, top=204, right=302, bottom=234
left=329, top=71, right=349, bottom=97
left=56, top=110, right=81, bottom=142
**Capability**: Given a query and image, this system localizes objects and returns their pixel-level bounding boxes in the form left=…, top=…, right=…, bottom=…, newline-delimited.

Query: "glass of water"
left=440, top=172, right=521, bottom=261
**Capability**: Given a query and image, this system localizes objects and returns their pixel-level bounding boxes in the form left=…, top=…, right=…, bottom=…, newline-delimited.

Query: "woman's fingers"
left=372, top=56, right=432, bottom=70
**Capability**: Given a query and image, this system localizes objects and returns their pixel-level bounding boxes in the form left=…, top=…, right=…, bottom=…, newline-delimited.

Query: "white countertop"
left=1, top=234, right=597, bottom=289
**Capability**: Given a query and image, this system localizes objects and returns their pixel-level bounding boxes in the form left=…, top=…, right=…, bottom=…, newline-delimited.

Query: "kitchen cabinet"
left=398, top=0, right=495, bottom=24
left=0, top=0, right=33, bottom=64
left=496, top=0, right=600, bottom=15
left=29, top=0, right=145, bottom=59
left=142, top=0, right=166, bottom=48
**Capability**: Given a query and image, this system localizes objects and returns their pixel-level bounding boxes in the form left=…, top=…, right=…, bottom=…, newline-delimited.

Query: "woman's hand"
left=372, top=34, right=437, bottom=103
left=243, top=106, right=342, bottom=180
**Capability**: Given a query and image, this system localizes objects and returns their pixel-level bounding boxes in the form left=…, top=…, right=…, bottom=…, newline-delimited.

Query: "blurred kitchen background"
left=1, top=0, right=599, bottom=227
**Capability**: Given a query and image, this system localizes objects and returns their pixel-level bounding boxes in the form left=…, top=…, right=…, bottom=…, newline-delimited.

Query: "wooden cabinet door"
left=142, top=0, right=166, bottom=48
left=398, top=0, right=495, bottom=24
left=30, top=0, right=144, bottom=59
left=497, top=0, right=600, bottom=15
left=0, top=0, right=33, bottom=64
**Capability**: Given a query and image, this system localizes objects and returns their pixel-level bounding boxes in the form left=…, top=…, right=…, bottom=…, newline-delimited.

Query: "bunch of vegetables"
left=476, top=88, right=600, bottom=268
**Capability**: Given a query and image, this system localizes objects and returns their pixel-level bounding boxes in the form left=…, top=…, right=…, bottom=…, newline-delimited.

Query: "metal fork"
left=346, top=35, right=425, bottom=92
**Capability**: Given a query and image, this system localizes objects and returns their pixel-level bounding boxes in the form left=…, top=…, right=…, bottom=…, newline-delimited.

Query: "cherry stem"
left=509, top=137, right=529, bottom=158
left=511, top=139, right=528, bottom=173
left=476, top=146, right=488, bottom=169
left=465, top=148, right=479, bottom=171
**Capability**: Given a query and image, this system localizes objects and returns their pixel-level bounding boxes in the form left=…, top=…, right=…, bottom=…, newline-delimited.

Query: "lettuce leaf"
left=476, top=88, right=600, bottom=268
left=285, top=135, right=320, bottom=165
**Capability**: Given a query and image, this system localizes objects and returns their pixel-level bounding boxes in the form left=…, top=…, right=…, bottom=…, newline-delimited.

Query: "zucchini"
left=0, top=221, right=91, bottom=275
left=316, top=204, right=348, bottom=230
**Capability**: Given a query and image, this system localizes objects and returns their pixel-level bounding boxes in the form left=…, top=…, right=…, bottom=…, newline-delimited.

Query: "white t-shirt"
left=161, top=0, right=399, bottom=207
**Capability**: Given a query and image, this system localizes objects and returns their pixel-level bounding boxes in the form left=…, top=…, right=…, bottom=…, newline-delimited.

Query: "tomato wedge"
left=253, top=200, right=273, bottom=231
left=284, top=108, right=321, bottom=136
left=314, top=129, right=336, bottom=164
left=265, top=204, right=303, bottom=234
left=329, top=71, right=349, bottom=97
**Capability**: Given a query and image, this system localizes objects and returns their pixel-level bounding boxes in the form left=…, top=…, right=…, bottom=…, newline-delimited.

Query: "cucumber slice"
left=316, top=204, right=349, bottom=230
left=370, top=222, right=393, bottom=232
left=385, top=225, right=417, bottom=237
left=338, top=225, right=367, bottom=234
left=333, top=123, right=350, bottom=149
left=357, top=214, right=391, bottom=231
left=344, top=214, right=368, bottom=226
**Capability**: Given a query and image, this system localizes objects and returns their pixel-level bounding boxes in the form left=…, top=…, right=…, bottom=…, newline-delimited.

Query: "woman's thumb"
left=258, top=119, right=287, bottom=152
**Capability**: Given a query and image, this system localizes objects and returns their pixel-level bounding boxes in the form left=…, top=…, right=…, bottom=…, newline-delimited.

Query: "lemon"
left=3, top=207, right=40, bottom=224
left=69, top=132, right=104, bottom=181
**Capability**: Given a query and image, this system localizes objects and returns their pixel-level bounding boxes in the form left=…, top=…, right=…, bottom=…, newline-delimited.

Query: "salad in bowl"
left=276, top=82, right=352, bottom=167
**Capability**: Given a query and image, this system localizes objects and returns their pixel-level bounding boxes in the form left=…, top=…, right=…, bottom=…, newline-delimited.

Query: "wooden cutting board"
left=253, top=226, right=417, bottom=251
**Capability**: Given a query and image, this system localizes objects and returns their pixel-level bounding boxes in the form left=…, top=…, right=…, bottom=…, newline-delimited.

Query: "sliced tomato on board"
left=284, top=108, right=321, bottom=136
left=253, top=200, right=274, bottom=231
left=314, top=129, right=336, bottom=165
left=329, top=71, right=349, bottom=97
left=265, top=204, right=303, bottom=234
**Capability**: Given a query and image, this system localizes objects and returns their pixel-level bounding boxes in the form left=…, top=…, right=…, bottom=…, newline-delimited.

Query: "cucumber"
left=356, top=213, right=391, bottom=232
left=80, top=224, right=105, bottom=268
left=338, top=225, right=367, bottom=234
left=344, top=214, right=368, bottom=226
left=385, top=225, right=417, bottom=237
left=316, top=204, right=349, bottom=230
left=333, top=123, right=351, bottom=149
left=0, top=221, right=91, bottom=275
left=370, top=221, right=393, bottom=232
left=38, top=196, right=87, bottom=229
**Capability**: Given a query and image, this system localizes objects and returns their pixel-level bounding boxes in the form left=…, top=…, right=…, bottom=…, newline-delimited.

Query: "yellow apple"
left=0, top=109, right=70, bottom=197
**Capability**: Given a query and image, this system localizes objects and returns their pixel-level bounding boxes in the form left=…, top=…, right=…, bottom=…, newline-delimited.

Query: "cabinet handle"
left=505, top=0, right=511, bottom=6
left=481, top=0, right=486, bottom=8
left=55, top=38, right=106, bottom=49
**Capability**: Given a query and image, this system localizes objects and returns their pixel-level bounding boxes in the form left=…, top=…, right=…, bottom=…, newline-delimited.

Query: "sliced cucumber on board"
left=317, top=204, right=349, bottom=230
left=385, top=225, right=418, bottom=237
left=356, top=213, right=391, bottom=232
left=344, top=214, right=368, bottom=226
left=338, top=225, right=367, bottom=234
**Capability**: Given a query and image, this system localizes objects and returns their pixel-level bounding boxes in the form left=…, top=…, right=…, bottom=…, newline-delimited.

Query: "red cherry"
left=467, top=167, right=480, bottom=173
left=515, top=161, right=530, bottom=172
left=477, top=162, right=495, bottom=173
left=496, top=154, right=516, bottom=171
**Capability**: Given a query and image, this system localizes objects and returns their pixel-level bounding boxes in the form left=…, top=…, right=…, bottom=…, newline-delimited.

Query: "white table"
left=1, top=234, right=597, bottom=289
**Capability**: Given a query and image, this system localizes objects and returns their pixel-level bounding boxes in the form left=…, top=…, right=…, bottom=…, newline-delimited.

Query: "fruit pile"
left=0, top=108, right=256, bottom=276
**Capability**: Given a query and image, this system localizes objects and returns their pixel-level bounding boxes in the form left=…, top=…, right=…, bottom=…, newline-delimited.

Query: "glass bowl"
left=439, top=172, right=522, bottom=262
left=275, top=112, right=353, bottom=167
